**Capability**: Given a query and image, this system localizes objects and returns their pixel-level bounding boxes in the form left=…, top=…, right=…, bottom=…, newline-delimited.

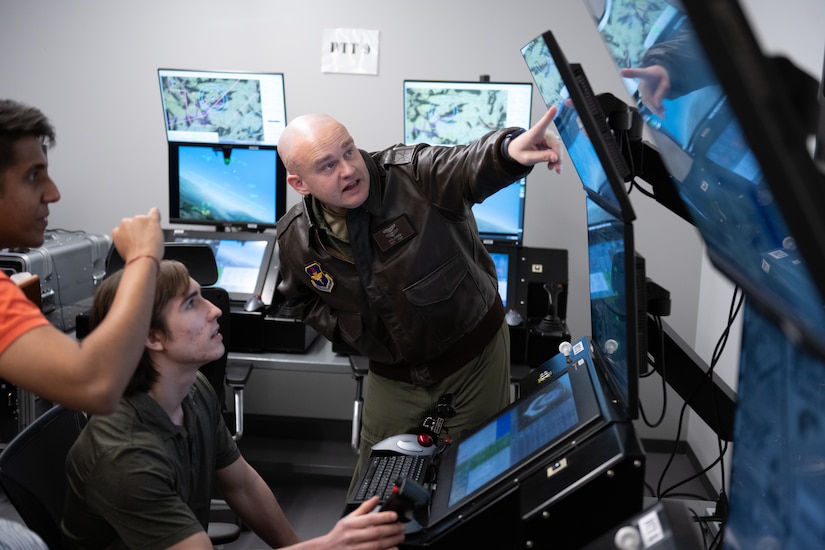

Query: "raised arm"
left=505, top=106, right=564, bottom=173
left=0, top=207, right=164, bottom=413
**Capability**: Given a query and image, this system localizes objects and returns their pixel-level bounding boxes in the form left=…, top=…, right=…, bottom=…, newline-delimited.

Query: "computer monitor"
left=484, top=243, right=519, bottom=309
left=158, top=68, right=287, bottom=146
left=165, top=229, right=277, bottom=305
left=520, top=30, right=644, bottom=418
left=520, top=31, right=634, bottom=222
left=585, top=196, right=645, bottom=420
left=167, top=142, right=287, bottom=230
left=584, top=0, right=825, bottom=358
left=403, top=79, right=533, bottom=243
left=427, top=343, right=607, bottom=526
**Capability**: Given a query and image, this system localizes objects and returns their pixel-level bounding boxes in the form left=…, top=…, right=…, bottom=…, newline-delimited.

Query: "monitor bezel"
left=167, top=141, right=287, bottom=231
left=157, top=67, right=287, bottom=147
left=164, top=228, right=277, bottom=304
left=403, top=78, right=533, bottom=244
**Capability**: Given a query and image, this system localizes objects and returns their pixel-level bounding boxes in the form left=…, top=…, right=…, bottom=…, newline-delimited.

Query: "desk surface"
left=227, top=337, right=352, bottom=375
left=229, top=337, right=535, bottom=383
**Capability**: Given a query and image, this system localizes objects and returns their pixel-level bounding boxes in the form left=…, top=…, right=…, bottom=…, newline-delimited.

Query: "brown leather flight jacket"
left=275, top=128, right=531, bottom=386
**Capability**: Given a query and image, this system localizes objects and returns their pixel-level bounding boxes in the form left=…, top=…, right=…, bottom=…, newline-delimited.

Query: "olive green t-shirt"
left=61, top=373, right=240, bottom=550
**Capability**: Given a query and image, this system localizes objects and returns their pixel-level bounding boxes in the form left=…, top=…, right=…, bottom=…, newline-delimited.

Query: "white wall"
left=2, top=0, right=822, bottom=493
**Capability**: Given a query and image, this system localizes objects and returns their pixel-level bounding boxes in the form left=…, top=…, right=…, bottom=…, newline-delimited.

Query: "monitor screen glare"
left=158, top=69, right=286, bottom=146
left=403, top=80, right=533, bottom=243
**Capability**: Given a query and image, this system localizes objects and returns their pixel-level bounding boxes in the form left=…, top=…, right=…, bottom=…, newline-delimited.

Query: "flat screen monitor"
left=427, top=342, right=605, bottom=526
left=521, top=31, right=635, bottom=222
left=585, top=197, right=644, bottom=420
left=727, top=301, right=825, bottom=548
left=166, top=229, right=277, bottom=304
left=158, top=68, right=286, bottom=146
left=585, top=0, right=825, bottom=357
left=167, top=142, right=287, bottom=230
left=403, top=79, right=533, bottom=243
left=484, top=243, right=518, bottom=309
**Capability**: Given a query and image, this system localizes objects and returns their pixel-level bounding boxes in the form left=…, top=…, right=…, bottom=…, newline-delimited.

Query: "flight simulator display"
left=403, top=79, right=533, bottom=243
left=348, top=342, right=644, bottom=548
left=167, top=142, right=286, bottom=229
left=158, top=68, right=288, bottom=230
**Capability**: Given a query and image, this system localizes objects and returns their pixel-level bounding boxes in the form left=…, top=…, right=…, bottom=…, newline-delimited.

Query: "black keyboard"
left=354, top=454, right=428, bottom=502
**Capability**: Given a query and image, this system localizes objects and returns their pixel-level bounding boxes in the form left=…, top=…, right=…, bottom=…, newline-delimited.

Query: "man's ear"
left=145, top=330, right=165, bottom=352
left=287, top=173, right=310, bottom=196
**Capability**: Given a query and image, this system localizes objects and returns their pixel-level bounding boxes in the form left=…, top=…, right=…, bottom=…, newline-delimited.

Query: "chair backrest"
left=199, top=286, right=232, bottom=406
left=0, top=405, right=88, bottom=549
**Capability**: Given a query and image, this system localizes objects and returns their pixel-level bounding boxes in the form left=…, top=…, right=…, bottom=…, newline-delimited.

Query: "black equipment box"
left=407, top=421, right=645, bottom=549
left=583, top=499, right=707, bottom=549
left=0, top=231, right=110, bottom=332
left=229, top=307, right=319, bottom=353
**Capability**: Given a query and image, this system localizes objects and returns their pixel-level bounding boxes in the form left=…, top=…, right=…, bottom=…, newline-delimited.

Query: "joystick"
left=536, top=282, right=566, bottom=335
left=382, top=477, right=430, bottom=524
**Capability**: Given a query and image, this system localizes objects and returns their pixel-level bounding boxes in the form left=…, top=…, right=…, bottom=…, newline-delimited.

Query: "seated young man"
left=62, top=260, right=405, bottom=550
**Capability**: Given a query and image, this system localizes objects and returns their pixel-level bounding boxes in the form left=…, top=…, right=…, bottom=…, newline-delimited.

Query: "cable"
left=650, top=286, right=742, bottom=508
left=639, top=316, right=668, bottom=428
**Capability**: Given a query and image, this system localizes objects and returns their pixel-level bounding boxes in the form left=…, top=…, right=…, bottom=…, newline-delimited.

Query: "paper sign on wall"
left=321, top=28, right=380, bottom=75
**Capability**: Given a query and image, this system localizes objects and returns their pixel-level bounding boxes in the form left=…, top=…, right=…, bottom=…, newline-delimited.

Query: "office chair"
left=349, top=354, right=370, bottom=453
left=0, top=404, right=88, bottom=549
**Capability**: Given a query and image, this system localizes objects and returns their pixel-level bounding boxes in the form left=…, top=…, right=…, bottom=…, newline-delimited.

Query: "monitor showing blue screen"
left=168, top=142, right=287, bottom=229
left=447, top=370, right=578, bottom=506
left=486, top=248, right=515, bottom=309
left=586, top=198, right=642, bottom=419
left=584, top=0, right=825, bottom=355
left=403, top=79, right=533, bottom=243
left=158, top=68, right=286, bottom=146
left=169, top=230, right=276, bottom=303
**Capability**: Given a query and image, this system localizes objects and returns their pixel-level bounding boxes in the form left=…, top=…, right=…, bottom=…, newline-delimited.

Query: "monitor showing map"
left=158, top=68, right=287, bottom=146
left=403, top=79, right=533, bottom=243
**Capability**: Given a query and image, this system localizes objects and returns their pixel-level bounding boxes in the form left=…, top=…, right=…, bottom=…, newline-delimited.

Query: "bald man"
left=275, top=110, right=563, bottom=492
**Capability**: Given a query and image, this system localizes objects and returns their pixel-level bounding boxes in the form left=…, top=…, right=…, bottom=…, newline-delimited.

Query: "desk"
left=228, top=338, right=536, bottom=421
left=227, top=338, right=356, bottom=420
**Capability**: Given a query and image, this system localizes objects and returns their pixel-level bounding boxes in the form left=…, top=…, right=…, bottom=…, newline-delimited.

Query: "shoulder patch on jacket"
left=304, top=262, right=335, bottom=293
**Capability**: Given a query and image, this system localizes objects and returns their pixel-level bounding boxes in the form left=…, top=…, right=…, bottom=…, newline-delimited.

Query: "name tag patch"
left=372, top=215, right=417, bottom=253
